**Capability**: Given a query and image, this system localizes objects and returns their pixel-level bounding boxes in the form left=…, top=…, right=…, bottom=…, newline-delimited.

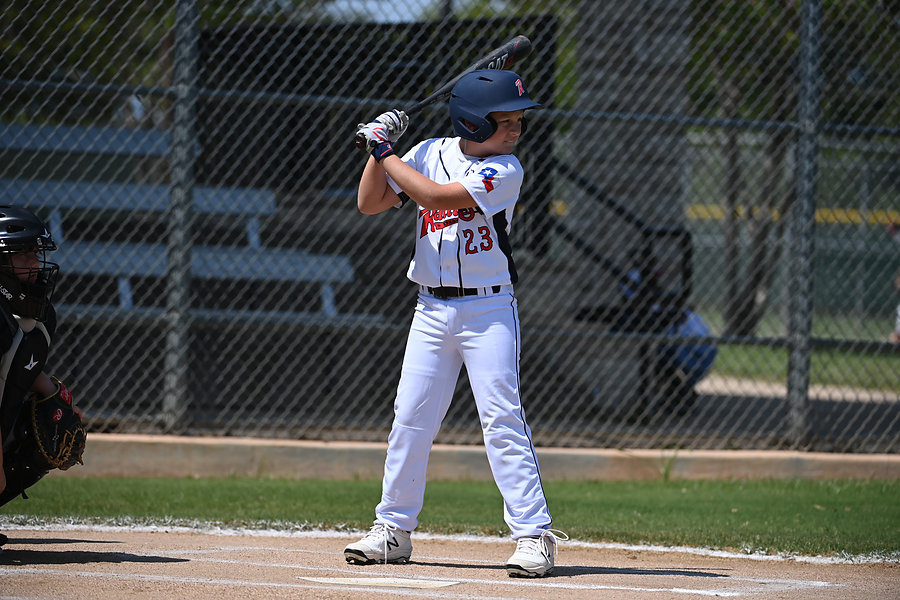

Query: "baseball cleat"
left=505, top=529, right=567, bottom=578
left=344, top=522, right=412, bottom=565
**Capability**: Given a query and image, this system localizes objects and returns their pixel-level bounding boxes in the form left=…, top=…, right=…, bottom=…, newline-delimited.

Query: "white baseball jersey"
left=388, top=137, right=522, bottom=288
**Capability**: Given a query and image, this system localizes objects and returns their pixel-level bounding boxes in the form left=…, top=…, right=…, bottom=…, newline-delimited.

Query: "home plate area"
left=0, top=526, right=895, bottom=599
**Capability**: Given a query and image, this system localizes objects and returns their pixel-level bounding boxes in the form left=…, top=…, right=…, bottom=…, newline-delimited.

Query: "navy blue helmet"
left=448, top=69, right=540, bottom=143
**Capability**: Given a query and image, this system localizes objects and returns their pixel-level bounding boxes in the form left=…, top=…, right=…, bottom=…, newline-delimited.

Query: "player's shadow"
left=408, top=559, right=504, bottom=571
left=408, top=561, right=728, bottom=579
left=553, top=565, right=730, bottom=578
left=0, top=537, right=188, bottom=566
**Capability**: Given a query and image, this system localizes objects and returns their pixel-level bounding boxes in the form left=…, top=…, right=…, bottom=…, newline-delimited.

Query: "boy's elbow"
left=357, top=195, right=382, bottom=215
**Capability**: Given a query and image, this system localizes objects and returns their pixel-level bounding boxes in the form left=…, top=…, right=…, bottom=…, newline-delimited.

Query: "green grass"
left=2, top=477, right=898, bottom=559
left=712, top=345, right=900, bottom=391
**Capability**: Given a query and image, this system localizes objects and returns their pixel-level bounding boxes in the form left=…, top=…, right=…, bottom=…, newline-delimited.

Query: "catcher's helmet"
left=449, top=69, right=541, bottom=143
left=0, top=205, right=59, bottom=320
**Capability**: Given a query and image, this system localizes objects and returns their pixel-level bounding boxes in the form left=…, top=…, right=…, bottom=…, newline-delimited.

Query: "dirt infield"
left=1, top=526, right=896, bottom=599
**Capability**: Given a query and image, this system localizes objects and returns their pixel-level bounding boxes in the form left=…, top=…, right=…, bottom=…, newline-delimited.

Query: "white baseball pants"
left=375, top=290, right=552, bottom=538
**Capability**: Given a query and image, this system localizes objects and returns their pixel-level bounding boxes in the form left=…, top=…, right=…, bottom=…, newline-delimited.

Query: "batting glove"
left=374, top=109, right=409, bottom=143
left=355, top=121, right=391, bottom=152
left=356, top=122, right=397, bottom=162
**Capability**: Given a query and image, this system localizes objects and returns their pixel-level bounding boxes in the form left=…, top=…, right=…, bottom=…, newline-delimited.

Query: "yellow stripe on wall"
left=686, top=205, right=900, bottom=225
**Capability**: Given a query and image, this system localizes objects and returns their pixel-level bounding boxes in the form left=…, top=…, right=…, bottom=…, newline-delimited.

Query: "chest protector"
left=0, top=302, right=54, bottom=447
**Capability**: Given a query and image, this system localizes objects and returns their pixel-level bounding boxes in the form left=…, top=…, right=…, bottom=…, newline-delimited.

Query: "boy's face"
left=481, top=109, right=526, bottom=154
left=9, top=250, right=41, bottom=282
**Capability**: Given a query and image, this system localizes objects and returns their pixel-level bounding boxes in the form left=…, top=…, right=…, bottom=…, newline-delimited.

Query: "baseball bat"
left=354, top=35, right=533, bottom=149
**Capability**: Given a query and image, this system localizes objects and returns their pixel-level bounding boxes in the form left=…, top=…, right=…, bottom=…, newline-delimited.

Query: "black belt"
left=424, top=285, right=502, bottom=299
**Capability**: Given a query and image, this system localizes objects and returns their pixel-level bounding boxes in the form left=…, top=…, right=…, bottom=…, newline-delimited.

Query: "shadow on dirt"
left=554, top=564, right=730, bottom=578
left=0, top=537, right=188, bottom=566
left=407, top=559, right=730, bottom=579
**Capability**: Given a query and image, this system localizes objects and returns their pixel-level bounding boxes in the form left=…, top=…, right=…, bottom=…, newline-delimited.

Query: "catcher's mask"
left=449, top=69, right=541, bottom=143
left=0, top=205, right=59, bottom=321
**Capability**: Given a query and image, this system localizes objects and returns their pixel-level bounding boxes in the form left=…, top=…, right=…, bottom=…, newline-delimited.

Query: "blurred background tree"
left=688, top=0, right=898, bottom=336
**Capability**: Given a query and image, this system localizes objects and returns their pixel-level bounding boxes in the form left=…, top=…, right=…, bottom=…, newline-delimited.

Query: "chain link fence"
left=1, top=0, right=897, bottom=452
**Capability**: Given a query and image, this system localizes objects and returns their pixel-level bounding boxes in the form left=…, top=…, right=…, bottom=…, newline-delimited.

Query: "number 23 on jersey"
left=419, top=208, right=495, bottom=255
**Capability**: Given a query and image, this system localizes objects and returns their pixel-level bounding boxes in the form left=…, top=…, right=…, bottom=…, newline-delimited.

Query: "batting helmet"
left=449, top=69, right=541, bottom=143
left=0, top=205, right=59, bottom=321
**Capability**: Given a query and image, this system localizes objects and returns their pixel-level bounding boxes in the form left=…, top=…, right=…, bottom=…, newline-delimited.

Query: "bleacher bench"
left=0, top=122, right=356, bottom=322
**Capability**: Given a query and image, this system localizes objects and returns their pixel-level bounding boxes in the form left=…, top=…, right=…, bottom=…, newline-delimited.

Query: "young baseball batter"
left=345, top=69, right=564, bottom=577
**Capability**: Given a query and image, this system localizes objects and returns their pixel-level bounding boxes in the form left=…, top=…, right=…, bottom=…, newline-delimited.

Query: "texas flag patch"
left=478, top=167, right=499, bottom=192
left=59, top=383, right=73, bottom=405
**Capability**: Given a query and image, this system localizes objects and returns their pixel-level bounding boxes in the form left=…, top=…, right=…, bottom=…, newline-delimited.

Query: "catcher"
left=0, top=205, right=85, bottom=547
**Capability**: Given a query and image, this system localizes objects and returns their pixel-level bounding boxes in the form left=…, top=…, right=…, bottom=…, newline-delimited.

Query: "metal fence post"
left=163, top=0, right=198, bottom=431
left=787, top=0, right=822, bottom=447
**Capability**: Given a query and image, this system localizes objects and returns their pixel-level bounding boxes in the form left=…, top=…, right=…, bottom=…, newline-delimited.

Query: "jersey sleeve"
left=459, top=155, right=523, bottom=218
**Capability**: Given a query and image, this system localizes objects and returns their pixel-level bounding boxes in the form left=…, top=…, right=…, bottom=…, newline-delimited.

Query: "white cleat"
left=505, top=529, right=568, bottom=578
left=344, top=522, right=412, bottom=565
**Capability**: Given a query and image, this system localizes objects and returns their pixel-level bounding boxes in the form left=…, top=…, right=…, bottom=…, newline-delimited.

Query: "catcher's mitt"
left=29, top=378, right=86, bottom=471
